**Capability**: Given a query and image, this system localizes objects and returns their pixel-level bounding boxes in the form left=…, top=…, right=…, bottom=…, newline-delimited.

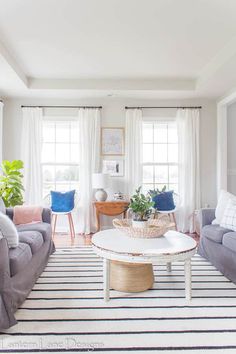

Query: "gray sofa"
left=0, top=208, right=55, bottom=329
left=198, top=208, right=236, bottom=283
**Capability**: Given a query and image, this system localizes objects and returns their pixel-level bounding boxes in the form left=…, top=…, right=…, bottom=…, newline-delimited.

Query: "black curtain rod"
left=125, top=106, right=202, bottom=109
left=21, top=105, right=102, bottom=109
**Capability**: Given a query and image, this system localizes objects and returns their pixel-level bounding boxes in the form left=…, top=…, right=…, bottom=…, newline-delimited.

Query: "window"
left=142, top=121, right=178, bottom=193
left=41, top=119, right=80, bottom=197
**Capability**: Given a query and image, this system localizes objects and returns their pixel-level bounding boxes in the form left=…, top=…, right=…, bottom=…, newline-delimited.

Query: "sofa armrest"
left=6, top=207, right=52, bottom=224
left=42, top=208, right=52, bottom=224
left=198, top=208, right=215, bottom=229
left=0, top=238, right=10, bottom=280
left=6, top=208, right=13, bottom=220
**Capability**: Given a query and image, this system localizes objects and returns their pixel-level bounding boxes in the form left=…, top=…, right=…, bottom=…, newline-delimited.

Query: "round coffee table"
left=92, top=229, right=197, bottom=301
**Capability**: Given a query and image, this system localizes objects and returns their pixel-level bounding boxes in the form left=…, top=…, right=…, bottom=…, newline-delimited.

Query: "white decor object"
left=125, top=108, right=143, bottom=197
left=176, top=108, right=201, bottom=233
left=220, top=199, right=236, bottom=231
left=132, top=220, right=148, bottom=229
left=213, top=189, right=236, bottom=224
left=101, top=128, right=124, bottom=155
left=0, top=101, right=3, bottom=164
left=92, top=173, right=109, bottom=201
left=21, top=107, right=43, bottom=204
left=102, top=159, right=124, bottom=177
left=92, top=229, right=197, bottom=301
left=77, top=108, right=101, bottom=234
left=0, top=212, right=19, bottom=248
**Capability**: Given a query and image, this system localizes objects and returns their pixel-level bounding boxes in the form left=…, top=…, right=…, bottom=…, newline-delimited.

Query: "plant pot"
left=132, top=220, right=148, bottom=229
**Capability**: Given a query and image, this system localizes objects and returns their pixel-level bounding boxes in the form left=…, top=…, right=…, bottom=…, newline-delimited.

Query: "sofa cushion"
left=18, top=231, right=43, bottom=254
left=9, top=243, right=32, bottom=276
left=201, top=224, right=231, bottom=244
left=16, top=222, right=52, bottom=242
left=222, top=232, right=236, bottom=253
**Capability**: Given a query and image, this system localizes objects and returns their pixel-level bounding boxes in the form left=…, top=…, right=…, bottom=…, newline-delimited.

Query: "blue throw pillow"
left=50, top=190, right=75, bottom=213
left=152, top=191, right=175, bottom=211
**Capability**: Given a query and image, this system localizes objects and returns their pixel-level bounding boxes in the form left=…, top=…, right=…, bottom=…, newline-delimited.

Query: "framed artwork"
left=101, top=127, right=124, bottom=155
left=102, top=160, right=124, bottom=177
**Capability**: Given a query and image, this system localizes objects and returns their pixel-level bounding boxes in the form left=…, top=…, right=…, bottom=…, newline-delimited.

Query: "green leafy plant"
left=129, top=186, right=154, bottom=221
left=0, top=160, right=24, bottom=207
left=149, top=185, right=167, bottom=198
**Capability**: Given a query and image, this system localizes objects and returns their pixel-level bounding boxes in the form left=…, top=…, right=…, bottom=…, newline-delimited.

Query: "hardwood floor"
left=53, top=233, right=93, bottom=247
left=53, top=232, right=199, bottom=248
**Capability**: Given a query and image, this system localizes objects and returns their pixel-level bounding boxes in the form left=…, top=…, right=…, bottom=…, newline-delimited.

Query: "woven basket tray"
left=112, top=218, right=175, bottom=239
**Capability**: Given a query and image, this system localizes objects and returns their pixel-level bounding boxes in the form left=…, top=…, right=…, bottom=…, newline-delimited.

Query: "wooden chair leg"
left=52, top=214, right=57, bottom=239
left=68, top=213, right=73, bottom=240
left=69, top=212, right=76, bottom=238
left=172, top=212, right=177, bottom=231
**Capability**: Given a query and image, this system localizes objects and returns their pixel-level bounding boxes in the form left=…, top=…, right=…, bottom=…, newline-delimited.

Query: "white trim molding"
left=217, top=90, right=236, bottom=196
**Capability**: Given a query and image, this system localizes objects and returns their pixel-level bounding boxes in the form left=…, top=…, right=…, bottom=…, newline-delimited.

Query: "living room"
left=1, top=0, right=236, bottom=352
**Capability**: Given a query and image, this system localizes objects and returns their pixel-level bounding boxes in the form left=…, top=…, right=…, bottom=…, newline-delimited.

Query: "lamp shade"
left=92, top=173, right=109, bottom=189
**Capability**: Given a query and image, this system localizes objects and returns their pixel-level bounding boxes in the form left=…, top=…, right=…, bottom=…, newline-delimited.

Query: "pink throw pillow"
left=13, top=206, right=43, bottom=225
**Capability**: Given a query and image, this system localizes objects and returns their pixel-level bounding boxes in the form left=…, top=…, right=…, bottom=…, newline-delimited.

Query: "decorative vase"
left=132, top=220, right=148, bottom=229
left=95, top=189, right=108, bottom=202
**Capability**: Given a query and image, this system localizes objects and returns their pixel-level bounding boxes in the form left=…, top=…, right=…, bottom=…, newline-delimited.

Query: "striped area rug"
left=1, top=246, right=236, bottom=353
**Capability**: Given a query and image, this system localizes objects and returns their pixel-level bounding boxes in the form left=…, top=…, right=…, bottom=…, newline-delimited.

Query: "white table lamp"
left=92, top=173, right=109, bottom=201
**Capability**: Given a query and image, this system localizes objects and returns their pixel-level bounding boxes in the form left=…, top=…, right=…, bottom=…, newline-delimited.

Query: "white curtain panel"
left=21, top=107, right=43, bottom=205
left=176, top=108, right=201, bottom=233
left=0, top=102, right=3, bottom=164
left=77, top=108, right=101, bottom=234
left=125, top=108, right=143, bottom=197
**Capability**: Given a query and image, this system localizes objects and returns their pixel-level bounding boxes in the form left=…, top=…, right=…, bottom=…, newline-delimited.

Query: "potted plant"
left=0, top=160, right=24, bottom=207
left=129, top=187, right=154, bottom=228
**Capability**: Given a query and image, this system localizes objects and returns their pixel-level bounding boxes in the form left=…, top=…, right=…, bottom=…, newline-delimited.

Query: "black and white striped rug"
left=1, top=246, right=236, bottom=353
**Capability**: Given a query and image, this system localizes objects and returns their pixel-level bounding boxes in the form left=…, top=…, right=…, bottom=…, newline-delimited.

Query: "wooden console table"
left=94, top=201, right=130, bottom=232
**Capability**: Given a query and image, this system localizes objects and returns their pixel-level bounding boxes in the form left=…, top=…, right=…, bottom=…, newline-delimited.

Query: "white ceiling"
left=0, top=0, right=236, bottom=99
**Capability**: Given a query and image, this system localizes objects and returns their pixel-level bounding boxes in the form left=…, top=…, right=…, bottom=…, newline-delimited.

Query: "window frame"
left=41, top=117, right=80, bottom=196
left=142, top=118, right=179, bottom=192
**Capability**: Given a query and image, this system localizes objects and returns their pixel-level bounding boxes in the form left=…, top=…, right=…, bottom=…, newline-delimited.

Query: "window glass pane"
left=42, top=143, right=55, bottom=163
left=55, top=144, right=70, bottom=163
left=42, top=165, right=55, bottom=182
left=143, top=123, right=153, bottom=143
left=168, top=144, right=178, bottom=163
left=55, top=183, right=71, bottom=192
left=168, top=124, right=178, bottom=143
left=169, top=184, right=178, bottom=193
left=71, top=143, right=80, bottom=163
left=154, top=165, right=168, bottom=184
left=169, top=165, right=178, bottom=183
left=71, top=182, right=79, bottom=191
left=43, top=184, right=54, bottom=198
left=143, top=144, right=153, bottom=163
left=154, top=124, right=167, bottom=143
left=55, top=165, right=79, bottom=182
left=43, top=122, right=55, bottom=143
left=142, top=184, right=154, bottom=194
left=143, top=166, right=154, bottom=183
left=56, top=122, right=70, bottom=143
left=154, top=144, right=167, bottom=163
left=71, top=122, right=79, bottom=143
left=155, top=183, right=168, bottom=192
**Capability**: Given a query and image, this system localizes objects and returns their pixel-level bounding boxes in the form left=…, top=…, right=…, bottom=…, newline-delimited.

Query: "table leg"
left=96, top=209, right=101, bottom=231
left=103, top=258, right=110, bottom=302
left=185, top=259, right=192, bottom=300
left=166, top=262, right=172, bottom=272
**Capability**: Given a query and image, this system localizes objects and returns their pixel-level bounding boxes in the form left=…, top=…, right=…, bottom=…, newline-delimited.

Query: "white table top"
left=92, top=229, right=197, bottom=257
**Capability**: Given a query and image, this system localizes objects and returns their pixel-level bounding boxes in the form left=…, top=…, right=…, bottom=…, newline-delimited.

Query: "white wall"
left=227, top=102, right=236, bottom=194
left=2, top=97, right=217, bottom=227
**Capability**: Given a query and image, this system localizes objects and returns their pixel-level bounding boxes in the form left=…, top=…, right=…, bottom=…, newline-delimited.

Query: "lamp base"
left=95, top=189, right=108, bottom=202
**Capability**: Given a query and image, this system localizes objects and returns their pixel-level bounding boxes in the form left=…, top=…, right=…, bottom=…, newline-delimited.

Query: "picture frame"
left=102, top=159, right=124, bottom=177
left=101, top=127, right=125, bottom=156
